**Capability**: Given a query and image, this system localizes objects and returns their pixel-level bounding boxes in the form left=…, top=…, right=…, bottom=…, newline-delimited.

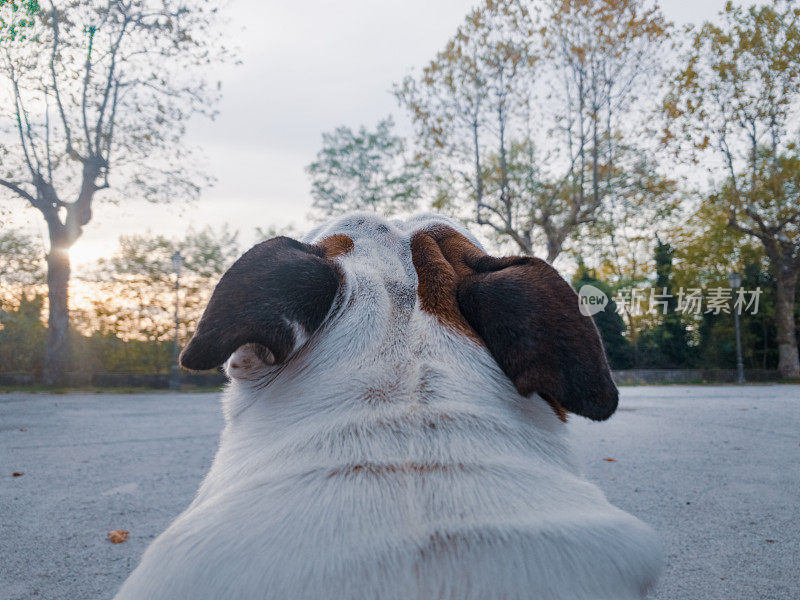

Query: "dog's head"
left=180, top=213, right=617, bottom=421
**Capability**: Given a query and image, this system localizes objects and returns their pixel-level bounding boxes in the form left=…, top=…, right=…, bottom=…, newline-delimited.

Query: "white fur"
left=115, top=213, right=662, bottom=600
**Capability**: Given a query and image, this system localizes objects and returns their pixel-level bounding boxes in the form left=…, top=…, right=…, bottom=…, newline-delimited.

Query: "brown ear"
left=413, top=226, right=618, bottom=421
left=180, top=236, right=341, bottom=371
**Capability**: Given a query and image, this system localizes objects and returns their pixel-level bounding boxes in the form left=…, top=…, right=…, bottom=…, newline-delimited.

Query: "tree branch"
left=43, top=83, right=53, bottom=180
left=101, top=80, right=120, bottom=185
left=48, top=1, right=77, bottom=159
left=95, top=15, right=129, bottom=155
left=81, top=24, right=97, bottom=152
left=6, top=57, right=38, bottom=179
left=729, top=209, right=770, bottom=244
left=0, top=178, right=36, bottom=204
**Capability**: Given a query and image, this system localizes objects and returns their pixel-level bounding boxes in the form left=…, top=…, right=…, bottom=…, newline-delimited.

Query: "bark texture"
left=42, top=245, right=71, bottom=385
left=774, top=260, right=800, bottom=379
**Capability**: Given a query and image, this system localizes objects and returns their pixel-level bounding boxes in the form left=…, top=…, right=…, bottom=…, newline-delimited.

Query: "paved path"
left=1, top=386, right=798, bottom=600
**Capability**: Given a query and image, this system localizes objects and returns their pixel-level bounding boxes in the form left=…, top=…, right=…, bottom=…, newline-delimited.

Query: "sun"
left=68, top=240, right=115, bottom=268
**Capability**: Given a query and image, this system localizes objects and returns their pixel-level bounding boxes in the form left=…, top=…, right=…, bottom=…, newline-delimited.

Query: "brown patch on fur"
left=361, top=387, right=391, bottom=404
left=423, top=530, right=461, bottom=557
left=550, top=402, right=569, bottom=422
left=360, top=382, right=401, bottom=405
left=317, top=234, right=354, bottom=258
left=410, top=229, right=480, bottom=341
left=328, top=461, right=468, bottom=478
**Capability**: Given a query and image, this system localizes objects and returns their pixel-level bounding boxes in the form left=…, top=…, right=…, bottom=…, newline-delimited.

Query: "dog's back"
left=115, top=214, right=661, bottom=600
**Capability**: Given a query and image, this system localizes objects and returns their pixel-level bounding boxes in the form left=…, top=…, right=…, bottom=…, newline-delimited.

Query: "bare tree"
left=397, top=0, right=670, bottom=262
left=535, top=0, right=670, bottom=261
left=0, top=0, right=231, bottom=383
left=395, top=0, right=538, bottom=252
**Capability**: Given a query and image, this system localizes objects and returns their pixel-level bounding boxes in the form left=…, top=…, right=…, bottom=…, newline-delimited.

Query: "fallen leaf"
left=12, top=472, right=24, bottom=477
left=107, top=530, right=129, bottom=544
left=602, top=458, right=617, bottom=462
left=765, top=539, right=775, bottom=543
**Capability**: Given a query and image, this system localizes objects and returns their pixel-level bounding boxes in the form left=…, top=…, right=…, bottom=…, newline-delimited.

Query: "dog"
left=114, top=213, right=662, bottom=600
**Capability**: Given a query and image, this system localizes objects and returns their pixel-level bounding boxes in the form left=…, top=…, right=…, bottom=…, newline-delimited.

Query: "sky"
left=10, top=0, right=725, bottom=268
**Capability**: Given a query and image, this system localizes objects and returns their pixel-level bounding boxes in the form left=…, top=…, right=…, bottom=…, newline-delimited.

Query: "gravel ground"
left=1, top=386, right=798, bottom=600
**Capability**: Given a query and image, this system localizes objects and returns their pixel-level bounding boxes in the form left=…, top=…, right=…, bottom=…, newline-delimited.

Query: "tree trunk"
left=546, top=242, right=560, bottom=264
left=774, top=262, right=800, bottom=379
left=42, top=243, right=71, bottom=385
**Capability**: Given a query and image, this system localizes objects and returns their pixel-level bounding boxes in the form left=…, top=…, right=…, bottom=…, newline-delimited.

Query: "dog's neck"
left=175, top=312, right=660, bottom=600
left=197, top=301, right=577, bottom=505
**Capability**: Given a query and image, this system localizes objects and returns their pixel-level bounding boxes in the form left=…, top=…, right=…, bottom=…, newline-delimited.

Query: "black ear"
left=457, top=255, right=618, bottom=421
left=179, top=236, right=341, bottom=371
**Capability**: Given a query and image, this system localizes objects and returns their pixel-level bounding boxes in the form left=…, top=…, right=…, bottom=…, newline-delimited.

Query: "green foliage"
left=663, top=0, right=800, bottom=165
left=306, top=117, right=422, bottom=219
left=0, top=292, right=46, bottom=372
left=0, top=228, right=44, bottom=286
left=68, top=331, right=173, bottom=374
left=691, top=268, right=780, bottom=372
left=741, top=262, right=780, bottom=369
left=663, top=0, right=800, bottom=376
left=656, top=198, right=790, bottom=370
left=671, top=200, right=760, bottom=290
left=0, top=230, right=46, bottom=369
left=637, top=240, right=695, bottom=368
left=0, top=226, right=241, bottom=376
left=573, top=267, right=634, bottom=369
left=90, top=227, right=239, bottom=350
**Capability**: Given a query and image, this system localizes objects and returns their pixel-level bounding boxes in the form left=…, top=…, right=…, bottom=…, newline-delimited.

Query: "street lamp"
left=728, top=271, right=745, bottom=384
left=170, top=250, right=184, bottom=391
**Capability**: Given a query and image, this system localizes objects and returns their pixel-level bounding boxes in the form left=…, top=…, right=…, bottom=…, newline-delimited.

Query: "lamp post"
left=170, top=250, right=184, bottom=391
left=728, top=271, right=745, bottom=384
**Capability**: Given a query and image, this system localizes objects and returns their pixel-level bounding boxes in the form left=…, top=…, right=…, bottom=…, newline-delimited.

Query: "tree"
left=0, top=228, right=45, bottom=289
left=741, top=260, right=781, bottom=369
left=0, top=229, right=46, bottom=374
left=672, top=199, right=787, bottom=371
left=396, top=0, right=541, bottom=254
left=0, top=228, right=239, bottom=376
left=672, top=200, right=754, bottom=369
left=0, top=292, right=47, bottom=373
left=94, top=226, right=240, bottom=350
left=536, top=0, right=671, bottom=261
left=573, top=267, right=634, bottom=369
left=587, top=150, right=681, bottom=282
left=663, top=0, right=800, bottom=377
left=306, top=117, right=422, bottom=218
left=396, top=0, right=671, bottom=262
left=639, top=239, right=693, bottom=367
left=0, top=0, right=230, bottom=383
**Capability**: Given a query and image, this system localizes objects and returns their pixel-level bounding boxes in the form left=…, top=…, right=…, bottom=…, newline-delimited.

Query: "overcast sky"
left=12, top=0, right=724, bottom=267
